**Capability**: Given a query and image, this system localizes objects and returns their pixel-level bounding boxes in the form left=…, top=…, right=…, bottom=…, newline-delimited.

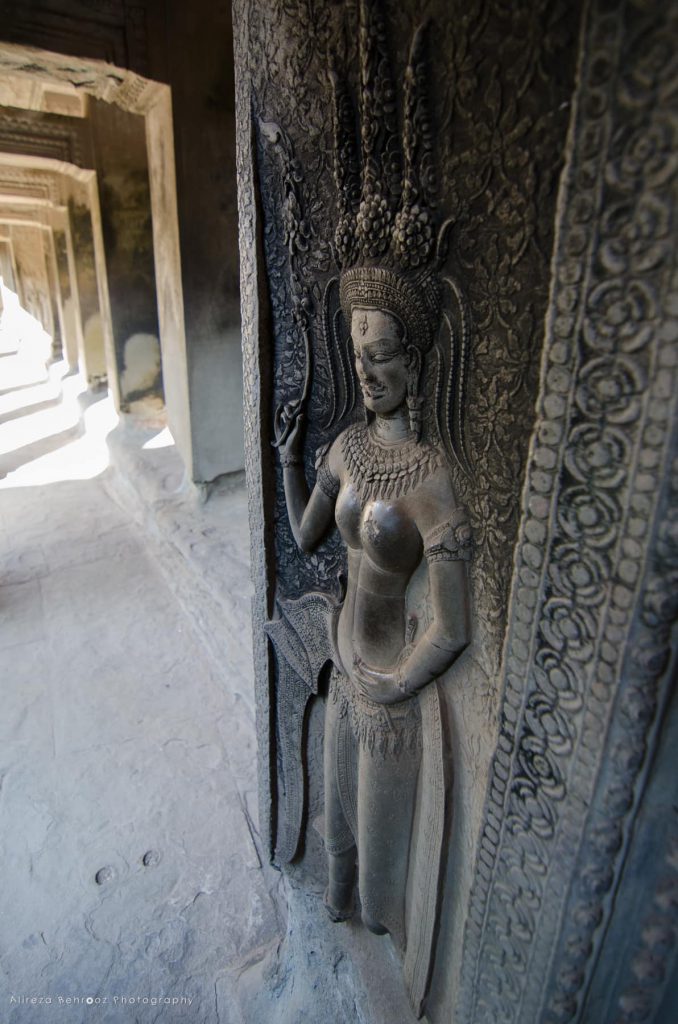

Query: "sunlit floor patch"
left=0, top=390, right=118, bottom=488
left=0, top=294, right=118, bottom=488
left=142, top=425, right=174, bottom=450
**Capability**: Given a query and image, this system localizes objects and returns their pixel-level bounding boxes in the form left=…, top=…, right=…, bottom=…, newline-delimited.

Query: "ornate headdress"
left=327, top=0, right=471, bottom=474
left=333, top=7, right=441, bottom=349
left=261, top=0, right=471, bottom=476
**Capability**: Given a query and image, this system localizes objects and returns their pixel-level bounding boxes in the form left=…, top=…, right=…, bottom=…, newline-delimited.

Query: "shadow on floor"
left=0, top=379, right=48, bottom=398
left=0, top=396, right=62, bottom=428
left=0, top=425, right=82, bottom=479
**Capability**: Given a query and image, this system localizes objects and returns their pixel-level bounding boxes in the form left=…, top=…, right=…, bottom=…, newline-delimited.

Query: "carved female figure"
left=269, top=3, right=472, bottom=1014
left=275, top=276, right=471, bottom=936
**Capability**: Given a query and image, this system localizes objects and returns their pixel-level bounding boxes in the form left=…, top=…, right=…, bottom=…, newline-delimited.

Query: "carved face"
left=351, top=307, right=411, bottom=415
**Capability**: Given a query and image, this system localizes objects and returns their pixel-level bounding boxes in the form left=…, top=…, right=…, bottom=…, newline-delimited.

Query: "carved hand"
left=352, top=655, right=410, bottom=705
left=273, top=399, right=305, bottom=464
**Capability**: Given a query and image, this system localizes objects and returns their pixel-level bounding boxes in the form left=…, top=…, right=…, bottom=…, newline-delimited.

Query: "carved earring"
left=406, top=350, right=423, bottom=441
left=407, top=378, right=423, bottom=441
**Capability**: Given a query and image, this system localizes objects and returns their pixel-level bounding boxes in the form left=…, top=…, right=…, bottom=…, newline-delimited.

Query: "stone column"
left=0, top=237, right=9, bottom=329
left=11, top=222, right=53, bottom=337
left=43, top=226, right=64, bottom=360
left=162, top=0, right=244, bottom=479
left=52, top=219, right=81, bottom=370
left=68, top=199, right=107, bottom=386
left=0, top=237, right=15, bottom=290
left=88, top=96, right=163, bottom=413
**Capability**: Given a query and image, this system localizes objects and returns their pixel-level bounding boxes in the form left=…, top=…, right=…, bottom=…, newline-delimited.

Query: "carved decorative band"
left=459, top=0, right=678, bottom=1021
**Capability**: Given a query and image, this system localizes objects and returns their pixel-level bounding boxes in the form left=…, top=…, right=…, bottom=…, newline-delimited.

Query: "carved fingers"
left=352, top=654, right=409, bottom=704
left=273, top=399, right=305, bottom=463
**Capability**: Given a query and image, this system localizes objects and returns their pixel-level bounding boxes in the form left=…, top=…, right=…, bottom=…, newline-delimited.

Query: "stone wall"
left=234, top=0, right=678, bottom=1020
left=162, top=0, right=243, bottom=478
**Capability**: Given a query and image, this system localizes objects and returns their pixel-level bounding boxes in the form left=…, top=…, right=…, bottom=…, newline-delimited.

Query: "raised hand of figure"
left=352, top=654, right=410, bottom=705
left=273, top=397, right=305, bottom=465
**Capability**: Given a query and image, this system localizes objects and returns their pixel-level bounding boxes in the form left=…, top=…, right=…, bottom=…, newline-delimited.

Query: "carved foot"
left=362, top=909, right=388, bottom=935
left=324, top=883, right=354, bottom=923
left=325, top=848, right=356, bottom=922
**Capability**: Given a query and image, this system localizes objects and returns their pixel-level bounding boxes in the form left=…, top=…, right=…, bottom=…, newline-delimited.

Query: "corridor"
left=0, top=305, right=282, bottom=1023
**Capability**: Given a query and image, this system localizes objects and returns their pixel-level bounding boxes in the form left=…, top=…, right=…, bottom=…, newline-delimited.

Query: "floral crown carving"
left=259, top=0, right=472, bottom=477
left=331, top=3, right=443, bottom=352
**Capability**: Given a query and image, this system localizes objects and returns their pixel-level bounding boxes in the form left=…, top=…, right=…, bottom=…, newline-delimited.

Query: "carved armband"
left=424, top=507, right=473, bottom=563
left=280, top=451, right=302, bottom=468
left=315, top=443, right=340, bottom=500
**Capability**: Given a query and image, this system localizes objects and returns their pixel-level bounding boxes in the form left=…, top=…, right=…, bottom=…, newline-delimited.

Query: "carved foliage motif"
left=254, top=42, right=341, bottom=599
left=434, top=0, right=580, bottom=684
left=459, top=1, right=678, bottom=1021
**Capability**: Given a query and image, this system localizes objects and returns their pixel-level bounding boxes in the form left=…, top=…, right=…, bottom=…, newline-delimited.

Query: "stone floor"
left=0, top=307, right=418, bottom=1024
left=0, top=317, right=285, bottom=1023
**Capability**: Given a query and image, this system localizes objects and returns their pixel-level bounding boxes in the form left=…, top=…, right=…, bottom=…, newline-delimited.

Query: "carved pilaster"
left=459, top=1, right=678, bottom=1021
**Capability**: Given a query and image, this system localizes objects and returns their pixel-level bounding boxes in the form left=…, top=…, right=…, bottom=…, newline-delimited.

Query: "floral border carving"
left=458, top=0, right=678, bottom=1021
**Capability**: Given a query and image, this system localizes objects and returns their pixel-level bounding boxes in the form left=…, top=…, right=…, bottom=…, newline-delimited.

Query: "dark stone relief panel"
left=54, top=228, right=71, bottom=306
left=234, top=0, right=278, bottom=851
left=458, top=0, right=678, bottom=1022
left=69, top=199, right=99, bottom=325
left=249, top=0, right=580, bottom=682
left=432, top=0, right=582, bottom=682
left=235, top=0, right=581, bottom=1019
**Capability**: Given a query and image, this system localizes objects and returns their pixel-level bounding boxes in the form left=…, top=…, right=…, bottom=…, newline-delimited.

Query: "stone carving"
left=0, top=168, right=61, bottom=204
left=0, top=106, right=92, bottom=167
left=236, top=0, right=585, bottom=1017
left=264, top=2, right=473, bottom=1015
left=458, top=0, right=678, bottom=1021
left=244, top=0, right=577, bottom=783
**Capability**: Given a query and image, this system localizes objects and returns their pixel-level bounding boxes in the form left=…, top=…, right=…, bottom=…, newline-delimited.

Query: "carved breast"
left=335, top=482, right=423, bottom=575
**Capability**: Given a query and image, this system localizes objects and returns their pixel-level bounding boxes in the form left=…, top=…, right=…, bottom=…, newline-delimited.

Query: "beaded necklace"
left=340, top=422, right=443, bottom=503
